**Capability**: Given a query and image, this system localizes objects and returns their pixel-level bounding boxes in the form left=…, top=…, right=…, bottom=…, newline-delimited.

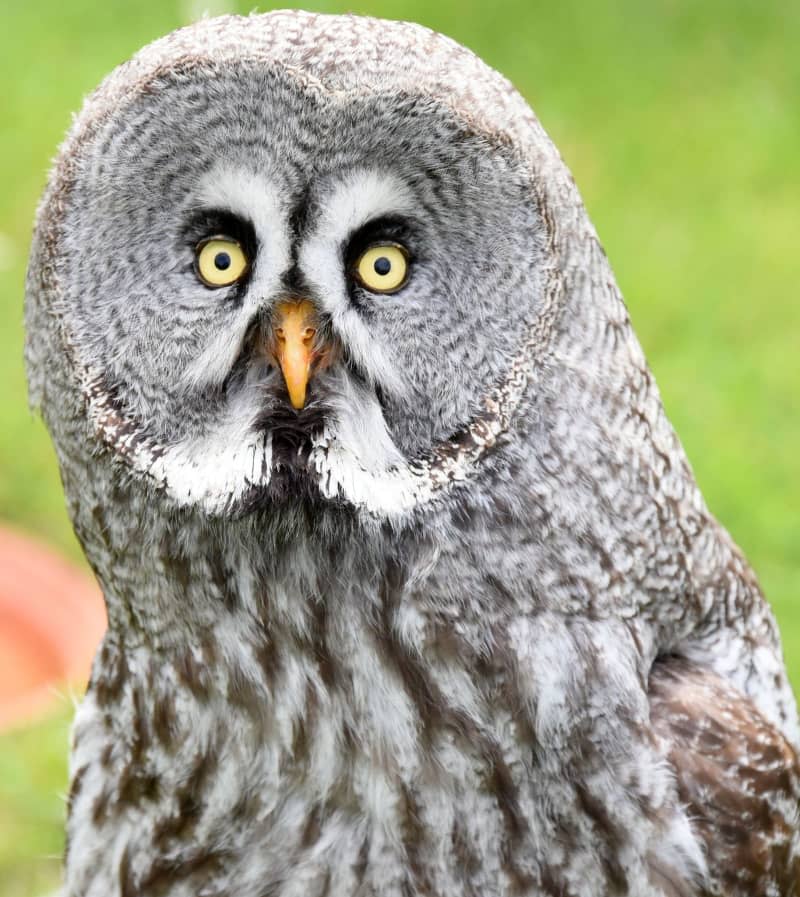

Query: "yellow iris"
left=354, top=244, right=409, bottom=294
left=196, top=237, right=249, bottom=287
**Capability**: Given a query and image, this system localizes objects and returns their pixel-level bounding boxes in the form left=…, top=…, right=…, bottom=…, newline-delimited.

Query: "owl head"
left=26, top=12, right=640, bottom=525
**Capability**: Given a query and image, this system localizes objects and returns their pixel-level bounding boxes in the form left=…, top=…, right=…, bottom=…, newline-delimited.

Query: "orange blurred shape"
left=0, top=526, right=106, bottom=732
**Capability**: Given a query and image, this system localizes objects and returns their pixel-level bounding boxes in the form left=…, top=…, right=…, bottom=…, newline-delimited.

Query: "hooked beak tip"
left=286, top=381, right=307, bottom=410
left=272, top=299, right=317, bottom=410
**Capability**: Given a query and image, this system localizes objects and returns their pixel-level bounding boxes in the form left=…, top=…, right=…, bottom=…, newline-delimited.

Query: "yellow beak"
left=273, top=299, right=317, bottom=410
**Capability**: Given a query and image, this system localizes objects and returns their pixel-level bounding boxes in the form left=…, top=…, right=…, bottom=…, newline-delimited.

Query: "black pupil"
left=214, top=251, right=232, bottom=271
left=373, top=256, right=392, bottom=276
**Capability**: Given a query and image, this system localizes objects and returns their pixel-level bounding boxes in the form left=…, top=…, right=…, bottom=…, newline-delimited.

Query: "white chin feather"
left=85, top=359, right=432, bottom=517
left=84, top=351, right=514, bottom=517
left=151, top=415, right=432, bottom=519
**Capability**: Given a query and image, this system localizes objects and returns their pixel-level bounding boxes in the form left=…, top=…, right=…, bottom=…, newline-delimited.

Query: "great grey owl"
left=24, top=11, right=800, bottom=897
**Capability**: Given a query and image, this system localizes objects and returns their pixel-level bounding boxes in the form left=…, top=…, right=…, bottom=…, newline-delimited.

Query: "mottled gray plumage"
left=25, top=11, right=799, bottom=897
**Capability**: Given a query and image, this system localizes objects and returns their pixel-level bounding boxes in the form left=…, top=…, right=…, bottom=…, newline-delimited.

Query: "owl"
left=25, top=11, right=800, bottom=897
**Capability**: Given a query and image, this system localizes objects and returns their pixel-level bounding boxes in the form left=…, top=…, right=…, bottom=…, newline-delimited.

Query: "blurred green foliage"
left=0, top=704, right=72, bottom=894
left=0, top=0, right=798, bottom=893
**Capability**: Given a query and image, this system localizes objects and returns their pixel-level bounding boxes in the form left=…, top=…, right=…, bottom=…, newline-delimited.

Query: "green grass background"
left=1, top=0, right=798, bottom=892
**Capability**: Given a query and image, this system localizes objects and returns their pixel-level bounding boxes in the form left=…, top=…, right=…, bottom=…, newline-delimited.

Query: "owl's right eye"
left=195, top=237, right=249, bottom=287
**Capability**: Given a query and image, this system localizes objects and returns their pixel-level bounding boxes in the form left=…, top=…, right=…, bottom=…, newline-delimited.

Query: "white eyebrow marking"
left=312, top=169, right=417, bottom=243
left=182, top=166, right=292, bottom=389
left=296, top=169, right=415, bottom=399
left=196, top=165, right=292, bottom=256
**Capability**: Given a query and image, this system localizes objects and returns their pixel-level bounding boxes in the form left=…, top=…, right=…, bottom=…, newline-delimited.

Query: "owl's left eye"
left=353, top=243, right=409, bottom=294
left=195, top=237, right=249, bottom=287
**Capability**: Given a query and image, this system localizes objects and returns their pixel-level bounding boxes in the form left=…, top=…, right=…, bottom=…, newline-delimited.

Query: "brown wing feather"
left=649, top=657, right=800, bottom=897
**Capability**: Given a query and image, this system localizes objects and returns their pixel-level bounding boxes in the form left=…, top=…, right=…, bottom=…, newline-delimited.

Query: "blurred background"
left=1, top=0, right=798, bottom=893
